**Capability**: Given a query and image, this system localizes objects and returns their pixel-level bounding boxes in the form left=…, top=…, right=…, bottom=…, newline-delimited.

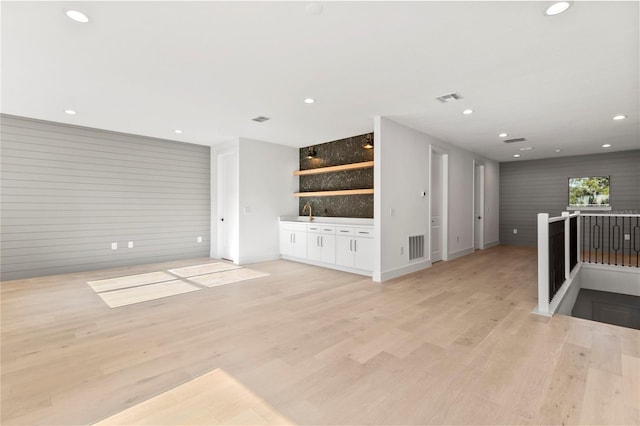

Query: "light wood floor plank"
left=2, top=247, right=639, bottom=425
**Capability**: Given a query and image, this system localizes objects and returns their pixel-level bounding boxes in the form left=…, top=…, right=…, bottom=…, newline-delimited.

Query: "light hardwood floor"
left=1, top=246, right=639, bottom=425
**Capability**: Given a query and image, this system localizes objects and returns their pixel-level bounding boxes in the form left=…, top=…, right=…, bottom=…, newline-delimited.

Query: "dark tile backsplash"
left=298, top=133, right=374, bottom=218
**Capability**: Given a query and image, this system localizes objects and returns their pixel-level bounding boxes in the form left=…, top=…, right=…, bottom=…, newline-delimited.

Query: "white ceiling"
left=2, top=1, right=638, bottom=162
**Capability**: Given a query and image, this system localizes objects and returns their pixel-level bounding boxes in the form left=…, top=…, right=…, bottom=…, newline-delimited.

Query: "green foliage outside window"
left=569, top=176, right=610, bottom=206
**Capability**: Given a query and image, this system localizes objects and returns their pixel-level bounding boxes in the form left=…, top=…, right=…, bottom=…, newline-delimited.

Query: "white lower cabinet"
left=307, top=224, right=336, bottom=264
left=335, top=226, right=374, bottom=271
left=279, top=223, right=307, bottom=258
left=280, top=221, right=373, bottom=276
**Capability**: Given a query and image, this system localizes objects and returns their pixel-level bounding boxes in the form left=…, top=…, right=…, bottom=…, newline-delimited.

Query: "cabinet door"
left=279, top=230, right=293, bottom=256
left=335, top=235, right=354, bottom=267
left=354, top=236, right=374, bottom=271
left=307, top=234, right=323, bottom=261
left=320, top=234, right=336, bottom=264
left=292, top=231, right=307, bottom=259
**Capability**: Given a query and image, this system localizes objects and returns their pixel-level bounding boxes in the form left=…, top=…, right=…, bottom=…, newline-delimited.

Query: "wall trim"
left=237, top=254, right=281, bottom=266
left=377, top=259, right=431, bottom=282
left=447, top=247, right=474, bottom=260
left=484, top=240, right=500, bottom=249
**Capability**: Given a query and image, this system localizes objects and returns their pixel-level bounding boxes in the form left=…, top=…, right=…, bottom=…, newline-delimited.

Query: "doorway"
left=430, top=148, right=448, bottom=262
left=473, top=161, right=485, bottom=250
left=216, top=151, right=237, bottom=261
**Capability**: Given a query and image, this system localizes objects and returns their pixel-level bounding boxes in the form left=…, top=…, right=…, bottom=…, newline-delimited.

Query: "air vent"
left=408, top=235, right=425, bottom=260
left=252, top=116, right=270, bottom=123
left=504, top=137, right=526, bottom=144
left=435, top=93, right=463, bottom=103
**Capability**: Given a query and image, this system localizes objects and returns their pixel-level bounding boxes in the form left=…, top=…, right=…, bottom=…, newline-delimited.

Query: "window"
left=569, top=176, right=610, bottom=207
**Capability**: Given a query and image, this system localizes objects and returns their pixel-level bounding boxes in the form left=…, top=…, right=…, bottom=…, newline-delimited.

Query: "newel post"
left=537, top=213, right=550, bottom=315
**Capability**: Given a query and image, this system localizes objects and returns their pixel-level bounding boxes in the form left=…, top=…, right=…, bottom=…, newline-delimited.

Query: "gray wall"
left=500, top=150, right=640, bottom=246
left=1, top=115, right=211, bottom=281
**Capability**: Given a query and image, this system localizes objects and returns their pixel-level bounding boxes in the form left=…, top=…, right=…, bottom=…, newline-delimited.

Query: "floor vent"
left=409, top=235, right=425, bottom=260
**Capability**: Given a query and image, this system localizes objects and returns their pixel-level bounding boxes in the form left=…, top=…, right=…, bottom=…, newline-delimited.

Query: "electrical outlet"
left=457, top=236, right=459, bottom=242
left=111, top=242, right=118, bottom=250
left=197, top=236, right=203, bottom=243
left=625, top=234, right=630, bottom=241
left=390, top=208, right=395, bottom=216
left=128, top=241, right=133, bottom=248
left=513, top=229, right=518, bottom=235
left=400, top=246, right=404, bottom=255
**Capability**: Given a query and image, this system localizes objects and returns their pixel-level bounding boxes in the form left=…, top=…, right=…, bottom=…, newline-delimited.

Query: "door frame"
left=212, top=143, right=239, bottom=263
left=429, top=145, right=449, bottom=262
left=472, top=160, right=485, bottom=250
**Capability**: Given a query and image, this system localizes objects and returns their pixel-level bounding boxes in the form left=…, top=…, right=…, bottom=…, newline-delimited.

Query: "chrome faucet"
left=303, top=202, right=313, bottom=222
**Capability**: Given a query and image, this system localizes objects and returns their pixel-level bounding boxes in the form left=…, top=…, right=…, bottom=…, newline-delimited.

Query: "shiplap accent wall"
left=1, top=115, right=211, bottom=281
left=500, top=150, right=640, bottom=246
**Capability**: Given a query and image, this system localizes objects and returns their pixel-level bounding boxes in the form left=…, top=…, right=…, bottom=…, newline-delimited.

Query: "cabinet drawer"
left=308, top=224, right=335, bottom=234
left=281, top=222, right=307, bottom=232
left=336, top=226, right=354, bottom=236
left=354, top=228, right=374, bottom=238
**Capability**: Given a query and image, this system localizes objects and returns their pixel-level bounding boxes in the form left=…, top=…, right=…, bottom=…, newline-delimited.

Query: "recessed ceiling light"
left=613, top=115, right=627, bottom=120
left=174, top=129, right=183, bottom=134
left=304, top=98, right=315, bottom=104
left=462, top=109, right=474, bottom=115
left=519, top=147, right=534, bottom=151
left=602, top=144, right=611, bottom=148
left=66, top=10, right=89, bottom=23
left=513, top=154, right=521, bottom=158
left=545, top=1, right=571, bottom=16
left=499, top=133, right=508, bottom=138
left=555, top=149, right=562, bottom=153
left=64, top=109, right=76, bottom=115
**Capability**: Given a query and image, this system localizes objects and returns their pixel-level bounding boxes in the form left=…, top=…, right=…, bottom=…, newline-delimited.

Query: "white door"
left=473, top=163, right=484, bottom=250
left=431, top=152, right=443, bottom=262
left=217, top=152, right=237, bottom=261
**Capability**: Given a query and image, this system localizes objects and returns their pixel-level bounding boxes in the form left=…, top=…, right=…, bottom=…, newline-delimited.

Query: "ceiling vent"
left=251, top=116, right=270, bottom=123
left=504, top=137, right=527, bottom=144
left=435, top=93, right=463, bottom=103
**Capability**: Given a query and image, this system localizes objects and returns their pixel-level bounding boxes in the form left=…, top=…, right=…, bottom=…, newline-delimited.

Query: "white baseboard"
left=237, top=253, right=281, bottom=265
left=448, top=247, right=474, bottom=260
left=376, top=260, right=431, bottom=282
left=484, top=240, right=500, bottom=249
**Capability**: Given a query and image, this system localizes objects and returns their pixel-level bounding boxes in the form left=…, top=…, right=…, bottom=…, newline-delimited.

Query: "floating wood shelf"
left=294, top=161, right=374, bottom=176
left=294, top=188, right=374, bottom=197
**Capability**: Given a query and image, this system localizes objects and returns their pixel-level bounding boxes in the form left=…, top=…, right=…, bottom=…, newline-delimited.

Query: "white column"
left=537, top=213, right=550, bottom=315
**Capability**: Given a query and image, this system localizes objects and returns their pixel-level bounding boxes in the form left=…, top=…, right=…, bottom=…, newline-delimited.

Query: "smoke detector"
left=435, top=93, right=463, bottom=103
